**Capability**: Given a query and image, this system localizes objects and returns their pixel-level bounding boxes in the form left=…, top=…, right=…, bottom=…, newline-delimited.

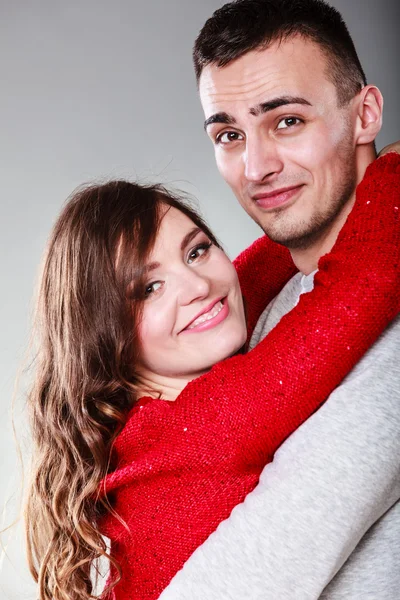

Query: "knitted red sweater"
left=100, top=154, right=400, bottom=599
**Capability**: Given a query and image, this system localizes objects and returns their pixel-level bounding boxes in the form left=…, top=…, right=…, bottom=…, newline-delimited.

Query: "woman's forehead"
left=157, top=207, right=199, bottom=242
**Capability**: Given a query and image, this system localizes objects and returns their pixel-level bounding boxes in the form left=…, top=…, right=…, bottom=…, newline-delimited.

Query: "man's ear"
left=354, top=85, right=384, bottom=145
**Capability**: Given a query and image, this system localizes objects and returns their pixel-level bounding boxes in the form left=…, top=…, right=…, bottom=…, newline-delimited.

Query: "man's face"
left=200, top=36, right=358, bottom=249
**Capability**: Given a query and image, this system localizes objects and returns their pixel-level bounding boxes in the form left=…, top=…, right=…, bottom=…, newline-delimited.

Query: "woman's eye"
left=277, top=117, right=302, bottom=130
left=187, top=242, right=212, bottom=264
left=216, top=131, right=244, bottom=145
left=144, top=281, right=162, bottom=298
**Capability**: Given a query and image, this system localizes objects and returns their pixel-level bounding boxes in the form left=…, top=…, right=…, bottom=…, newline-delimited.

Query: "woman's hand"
left=379, top=141, right=400, bottom=156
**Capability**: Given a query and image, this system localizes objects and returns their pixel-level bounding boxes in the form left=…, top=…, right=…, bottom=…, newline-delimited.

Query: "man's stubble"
left=261, top=130, right=358, bottom=251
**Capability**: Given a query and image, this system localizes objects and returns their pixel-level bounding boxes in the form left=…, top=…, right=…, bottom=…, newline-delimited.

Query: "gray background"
left=0, top=0, right=399, bottom=597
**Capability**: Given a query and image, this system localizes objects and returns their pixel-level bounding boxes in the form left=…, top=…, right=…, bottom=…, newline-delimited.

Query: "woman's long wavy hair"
left=24, top=180, right=220, bottom=599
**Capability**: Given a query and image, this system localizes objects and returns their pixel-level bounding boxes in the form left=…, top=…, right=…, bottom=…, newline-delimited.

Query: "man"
left=159, top=1, right=400, bottom=598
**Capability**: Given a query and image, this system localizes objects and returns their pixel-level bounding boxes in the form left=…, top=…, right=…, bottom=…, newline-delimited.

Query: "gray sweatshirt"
left=159, top=272, right=400, bottom=599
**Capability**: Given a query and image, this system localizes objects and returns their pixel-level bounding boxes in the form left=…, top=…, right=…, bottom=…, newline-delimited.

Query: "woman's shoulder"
left=100, top=397, right=174, bottom=500
left=114, top=397, right=171, bottom=454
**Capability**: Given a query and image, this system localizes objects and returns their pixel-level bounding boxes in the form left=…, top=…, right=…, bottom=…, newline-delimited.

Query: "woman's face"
left=136, top=206, right=247, bottom=389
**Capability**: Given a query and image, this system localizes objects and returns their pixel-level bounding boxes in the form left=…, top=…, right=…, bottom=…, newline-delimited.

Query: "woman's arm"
left=233, top=235, right=297, bottom=342
left=178, top=153, right=400, bottom=447
left=107, top=153, right=400, bottom=491
left=229, top=143, right=400, bottom=341
left=159, top=303, right=400, bottom=600
left=102, top=154, right=400, bottom=599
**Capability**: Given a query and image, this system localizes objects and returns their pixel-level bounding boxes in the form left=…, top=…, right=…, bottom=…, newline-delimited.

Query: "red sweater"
left=100, top=154, right=400, bottom=599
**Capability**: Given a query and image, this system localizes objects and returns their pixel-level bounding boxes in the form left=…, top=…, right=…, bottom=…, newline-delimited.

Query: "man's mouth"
left=252, top=185, right=304, bottom=210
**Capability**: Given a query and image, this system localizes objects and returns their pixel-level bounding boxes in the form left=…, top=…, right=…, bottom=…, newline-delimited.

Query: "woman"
left=24, top=153, right=400, bottom=600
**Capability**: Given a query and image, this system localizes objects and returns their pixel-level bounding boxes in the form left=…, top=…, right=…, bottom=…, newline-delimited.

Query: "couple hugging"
left=25, top=1, right=400, bottom=599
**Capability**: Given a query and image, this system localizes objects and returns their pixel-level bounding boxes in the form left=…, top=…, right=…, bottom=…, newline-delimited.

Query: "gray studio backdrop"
left=1, top=0, right=399, bottom=597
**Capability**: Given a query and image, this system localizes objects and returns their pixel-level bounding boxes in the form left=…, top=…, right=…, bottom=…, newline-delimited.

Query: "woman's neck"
left=135, top=371, right=202, bottom=401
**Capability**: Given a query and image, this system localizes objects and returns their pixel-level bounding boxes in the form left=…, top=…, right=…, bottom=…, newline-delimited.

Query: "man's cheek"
left=287, top=142, right=323, bottom=169
left=217, top=152, right=241, bottom=187
left=216, top=155, right=230, bottom=181
left=287, top=127, right=334, bottom=165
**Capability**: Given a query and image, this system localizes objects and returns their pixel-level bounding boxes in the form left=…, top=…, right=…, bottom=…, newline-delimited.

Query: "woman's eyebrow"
left=142, top=228, right=202, bottom=274
left=181, top=227, right=202, bottom=250
left=143, top=261, right=161, bottom=273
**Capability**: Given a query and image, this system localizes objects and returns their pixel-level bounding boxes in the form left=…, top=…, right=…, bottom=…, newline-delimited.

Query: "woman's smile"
left=136, top=207, right=247, bottom=389
left=181, top=297, right=228, bottom=332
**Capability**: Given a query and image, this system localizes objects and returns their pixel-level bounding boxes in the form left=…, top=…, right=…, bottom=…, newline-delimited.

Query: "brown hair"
left=193, top=0, right=367, bottom=106
left=24, top=180, right=220, bottom=599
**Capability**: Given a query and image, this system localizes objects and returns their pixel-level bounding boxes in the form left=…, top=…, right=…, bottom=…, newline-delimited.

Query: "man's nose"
left=244, top=136, right=283, bottom=182
left=178, top=267, right=210, bottom=305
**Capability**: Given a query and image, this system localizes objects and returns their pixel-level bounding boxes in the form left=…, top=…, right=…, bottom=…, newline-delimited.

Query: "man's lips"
left=180, top=297, right=228, bottom=333
left=252, top=184, right=304, bottom=209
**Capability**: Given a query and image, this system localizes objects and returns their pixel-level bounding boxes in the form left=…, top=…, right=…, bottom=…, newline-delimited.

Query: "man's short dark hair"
left=193, top=0, right=367, bottom=106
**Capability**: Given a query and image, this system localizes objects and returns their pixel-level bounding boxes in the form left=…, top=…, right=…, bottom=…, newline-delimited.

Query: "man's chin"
left=258, top=200, right=352, bottom=250
left=261, top=219, right=331, bottom=251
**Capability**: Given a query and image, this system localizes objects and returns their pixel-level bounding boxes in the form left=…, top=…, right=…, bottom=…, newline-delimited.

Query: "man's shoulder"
left=252, top=270, right=400, bottom=378
left=250, top=272, right=303, bottom=348
left=342, top=313, right=400, bottom=384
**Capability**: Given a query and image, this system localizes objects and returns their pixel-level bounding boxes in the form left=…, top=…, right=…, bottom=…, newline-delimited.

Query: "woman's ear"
left=354, top=85, right=384, bottom=145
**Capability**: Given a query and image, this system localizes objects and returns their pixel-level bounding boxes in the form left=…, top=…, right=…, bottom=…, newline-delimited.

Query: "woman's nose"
left=177, top=268, right=210, bottom=305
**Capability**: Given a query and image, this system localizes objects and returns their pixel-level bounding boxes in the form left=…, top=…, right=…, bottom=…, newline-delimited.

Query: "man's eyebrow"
left=204, top=97, right=311, bottom=130
left=250, top=96, right=312, bottom=116
left=181, top=227, right=202, bottom=250
left=204, top=112, right=236, bottom=131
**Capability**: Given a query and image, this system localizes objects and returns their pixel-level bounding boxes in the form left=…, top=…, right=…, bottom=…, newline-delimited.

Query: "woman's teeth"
left=187, top=300, right=223, bottom=330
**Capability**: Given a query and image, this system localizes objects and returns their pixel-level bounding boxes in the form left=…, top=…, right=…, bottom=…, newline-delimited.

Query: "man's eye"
left=277, top=117, right=302, bottom=130
left=216, top=131, right=244, bottom=145
left=144, top=281, right=162, bottom=298
left=187, top=242, right=212, bottom=264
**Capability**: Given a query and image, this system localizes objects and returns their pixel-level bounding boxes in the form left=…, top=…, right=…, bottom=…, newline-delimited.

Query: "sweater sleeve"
left=159, top=302, right=400, bottom=600
left=233, top=236, right=297, bottom=342
left=174, top=153, right=400, bottom=450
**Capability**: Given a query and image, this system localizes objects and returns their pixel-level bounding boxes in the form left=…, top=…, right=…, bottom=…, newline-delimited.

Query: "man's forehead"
left=199, top=37, right=329, bottom=114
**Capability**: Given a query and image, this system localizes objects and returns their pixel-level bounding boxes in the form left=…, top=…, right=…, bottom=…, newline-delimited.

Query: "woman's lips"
left=181, top=298, right=229, bottom=333
left=253, top=184, right=304, bottom=210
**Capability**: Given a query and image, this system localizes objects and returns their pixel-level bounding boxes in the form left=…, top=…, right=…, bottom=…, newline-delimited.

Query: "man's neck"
left=290, top=198, right=356, bottom=275
left=290, top=145, right=376, bottom=275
